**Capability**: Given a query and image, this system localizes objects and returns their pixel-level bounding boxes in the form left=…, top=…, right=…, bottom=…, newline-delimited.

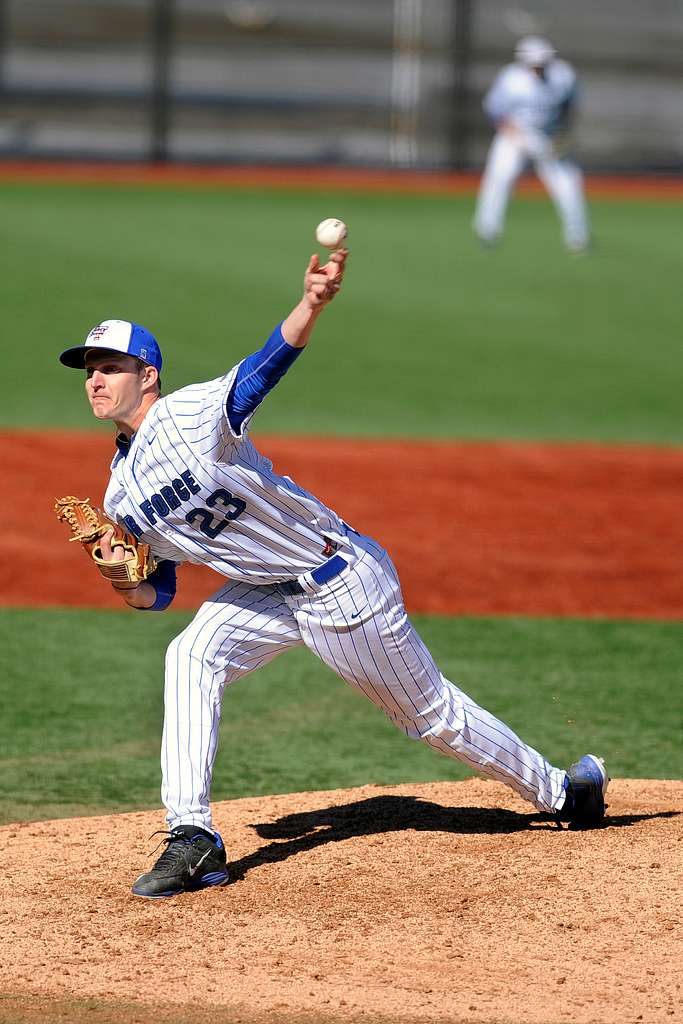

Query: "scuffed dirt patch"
left=1, top=779, right=681, bottom=1024
left=3, top=431, right=682, bottom=618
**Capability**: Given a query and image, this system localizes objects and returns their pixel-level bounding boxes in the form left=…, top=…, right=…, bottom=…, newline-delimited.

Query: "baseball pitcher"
left=473, top=36, right=591, bottom=252
left=57, top=245, right=607, bottom=899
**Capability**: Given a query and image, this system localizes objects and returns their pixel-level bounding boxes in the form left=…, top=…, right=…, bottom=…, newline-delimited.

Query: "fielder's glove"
left=550, top=131, right=572, bottom=158
left=54, top=495, right=157, bottom=590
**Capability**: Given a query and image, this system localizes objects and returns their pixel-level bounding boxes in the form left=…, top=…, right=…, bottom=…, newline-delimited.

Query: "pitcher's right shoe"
left=132, top=825, right=229, bottom=898
left=558, top=754, right=609, bottom=828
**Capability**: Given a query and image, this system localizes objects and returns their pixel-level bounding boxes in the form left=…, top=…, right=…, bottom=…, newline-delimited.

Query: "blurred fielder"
left=473, top=36, right=591, bottom=253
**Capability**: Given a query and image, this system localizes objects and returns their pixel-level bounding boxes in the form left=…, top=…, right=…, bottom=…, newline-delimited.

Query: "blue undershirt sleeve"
left=137, top=559, right=177, bottom=612
left=226, top=322, right=303, bottom=434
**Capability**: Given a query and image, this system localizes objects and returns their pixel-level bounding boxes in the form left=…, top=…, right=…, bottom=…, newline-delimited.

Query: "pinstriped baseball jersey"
left=483, top=59, right=576, bottom=134
left=103, top=365, right=347, bottom=584
left=87, top=320, right=574, bottom=840
left=99, top=355, right=570, bottom=831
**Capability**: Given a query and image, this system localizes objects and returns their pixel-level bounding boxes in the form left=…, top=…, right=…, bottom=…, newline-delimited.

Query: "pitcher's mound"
left=2, top=778, right=681, bottom=1024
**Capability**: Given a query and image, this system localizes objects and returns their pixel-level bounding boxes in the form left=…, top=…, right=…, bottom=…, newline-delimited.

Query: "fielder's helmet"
left=515, top=36, right=556, bottom=67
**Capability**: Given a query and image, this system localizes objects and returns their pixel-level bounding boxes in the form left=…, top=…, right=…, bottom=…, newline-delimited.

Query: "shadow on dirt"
left=227, top=795, right=679, bottom=882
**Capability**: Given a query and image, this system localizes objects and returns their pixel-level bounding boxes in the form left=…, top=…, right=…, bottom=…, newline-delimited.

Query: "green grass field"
left=1, top=608, right=681, bottom=824
left=2, top=183, right=681, bottom=441
left=1, top=181, right=681, bottom=826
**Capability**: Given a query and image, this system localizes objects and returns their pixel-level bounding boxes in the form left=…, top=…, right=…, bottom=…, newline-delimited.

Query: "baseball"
left=315, top=218, right=348, bottom=249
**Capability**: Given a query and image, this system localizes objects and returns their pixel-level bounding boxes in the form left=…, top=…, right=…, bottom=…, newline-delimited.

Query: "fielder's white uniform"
left=473, top=53, right=590, bottom=251
left=101, top=351, right=569, bottom=831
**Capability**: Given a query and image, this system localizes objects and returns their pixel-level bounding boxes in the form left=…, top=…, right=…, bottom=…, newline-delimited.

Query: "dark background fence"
left=0, top=0, right=681, bottom=172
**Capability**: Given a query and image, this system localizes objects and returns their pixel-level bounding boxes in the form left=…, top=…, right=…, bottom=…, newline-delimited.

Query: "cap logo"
left=140, top=347, right=148, bottom=359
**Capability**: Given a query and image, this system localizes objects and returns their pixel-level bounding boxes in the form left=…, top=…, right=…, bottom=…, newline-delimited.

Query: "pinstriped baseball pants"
left=473, top=131, right=590, bottom=250
left=161, top=531, right=568, bottom=831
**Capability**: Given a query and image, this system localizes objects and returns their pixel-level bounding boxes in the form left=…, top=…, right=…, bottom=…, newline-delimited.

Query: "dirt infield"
left=3, top=432, right=682, bottom=1023
left=0, top=160, right=682, bottom=199
left=3, top=430, right=682, bottom=619
left=1, top=778, right=681, bottom=1024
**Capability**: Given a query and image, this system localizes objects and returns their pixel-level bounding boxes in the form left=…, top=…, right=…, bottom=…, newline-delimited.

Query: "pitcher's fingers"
left=100, top=527, right=127, bottom=562
left=99, top=527, right=114, bottom=559
left=326, top=253, right=347, bottom=280
left=308, top=272, right=331, bottom=286
left=328, top=248, right=348, bottom=270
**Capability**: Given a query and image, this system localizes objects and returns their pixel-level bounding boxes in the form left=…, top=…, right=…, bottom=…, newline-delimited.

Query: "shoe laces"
left=147, top=828, right=198, bottom=871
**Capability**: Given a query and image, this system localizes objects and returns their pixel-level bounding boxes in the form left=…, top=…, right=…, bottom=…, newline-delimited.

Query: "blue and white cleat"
left=558, top=754, right=609, bottom=828
left=132, top=825, right=229, bottom=898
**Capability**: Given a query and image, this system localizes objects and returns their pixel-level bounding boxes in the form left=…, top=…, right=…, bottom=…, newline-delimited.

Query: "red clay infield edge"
left=0, top=161, right=682, bottom=199
left=3, top=430, right=682, bottom=620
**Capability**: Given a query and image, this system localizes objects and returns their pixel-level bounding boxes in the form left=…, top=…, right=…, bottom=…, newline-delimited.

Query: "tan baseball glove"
left=54, top=495, right=157, bottom=589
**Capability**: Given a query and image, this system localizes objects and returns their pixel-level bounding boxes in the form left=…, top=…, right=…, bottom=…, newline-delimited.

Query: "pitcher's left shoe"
left=558, top=754, right=609, bottom=828
left=132, top=825, right=229, bottom=898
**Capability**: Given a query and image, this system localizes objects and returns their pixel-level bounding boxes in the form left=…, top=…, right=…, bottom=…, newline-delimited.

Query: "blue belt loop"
left=310, top=554, right=347, bottom=587
left=277, top=553, right=348, bottom=597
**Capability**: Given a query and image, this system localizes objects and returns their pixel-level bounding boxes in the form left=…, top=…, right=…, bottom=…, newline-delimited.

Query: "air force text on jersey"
left=119, top=466, right=247, bottom=541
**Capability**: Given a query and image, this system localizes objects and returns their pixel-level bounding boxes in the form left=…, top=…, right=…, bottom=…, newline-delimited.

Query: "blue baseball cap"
left=59, top=319, right=162, bottom=372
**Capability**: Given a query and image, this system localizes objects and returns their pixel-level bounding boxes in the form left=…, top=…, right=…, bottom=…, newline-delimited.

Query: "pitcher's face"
left=84, top=350, right=148, bottom=423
